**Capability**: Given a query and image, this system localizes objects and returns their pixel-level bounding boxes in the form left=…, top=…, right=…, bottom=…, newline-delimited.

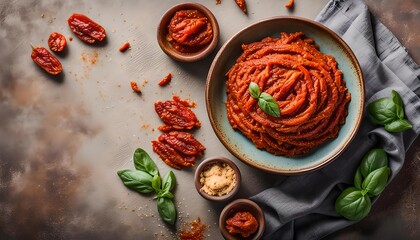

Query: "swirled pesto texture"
left=226, top=32, right=351, bottom=156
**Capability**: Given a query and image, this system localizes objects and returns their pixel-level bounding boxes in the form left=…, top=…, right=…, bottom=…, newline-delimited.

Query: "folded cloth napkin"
left=250, top=0, right=420, bottom=239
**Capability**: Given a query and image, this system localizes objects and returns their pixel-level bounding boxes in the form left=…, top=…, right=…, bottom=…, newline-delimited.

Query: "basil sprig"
left=367, top=90, right=412, bottom=132
left=335, top=187, right=372, bottom=221
left=249, top=82, right=280, bottom=117
left=117, top=148, right=177, bottom=225
left=335, top=148, right=391, bottom=221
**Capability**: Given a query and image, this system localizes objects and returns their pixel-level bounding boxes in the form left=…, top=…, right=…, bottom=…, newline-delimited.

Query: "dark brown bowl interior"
left=157, top=2, right=219, bottom=62
left=194, top=157, right=241, bottom=202
left=219, top=199, right=265, bottom=240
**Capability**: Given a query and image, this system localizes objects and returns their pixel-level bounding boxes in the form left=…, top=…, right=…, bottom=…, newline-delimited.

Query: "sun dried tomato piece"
left=152, top=140, right=193, bottom=169
left=119, top=42, right=130, bottom=52
left=226, top=211, right=259, bottom=238
left=31, top=45, right=62, bottom=75
left=285, top=0, right=294, bottom=8
left=68, top=13, right=106, bottom=44
left=158, top=73, right=172, bottom=86
left=158, top=131, right=205, bottom=156
left=235, top=0, right=247, bottom=13
left=130, top=81, right=141, bottom=93
left=154, top=96, right=201, bottom=131
left=48, top=32, right=67, bottom=52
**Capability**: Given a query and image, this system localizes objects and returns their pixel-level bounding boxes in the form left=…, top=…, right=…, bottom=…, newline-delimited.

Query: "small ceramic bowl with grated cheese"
left=194, top=157, right=241, bottom=202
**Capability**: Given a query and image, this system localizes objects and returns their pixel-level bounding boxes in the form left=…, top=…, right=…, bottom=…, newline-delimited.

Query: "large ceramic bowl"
left=206, top=17, right=365, bottom=174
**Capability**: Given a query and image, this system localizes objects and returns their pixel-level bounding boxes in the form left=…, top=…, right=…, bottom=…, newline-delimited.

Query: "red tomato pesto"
left=166, top=9, right=213, bottom=53
left=226, top=211, right=259, bottom=238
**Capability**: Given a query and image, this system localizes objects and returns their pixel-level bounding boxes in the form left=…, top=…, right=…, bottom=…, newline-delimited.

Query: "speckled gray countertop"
left=0, top=0, right=418, bottom=239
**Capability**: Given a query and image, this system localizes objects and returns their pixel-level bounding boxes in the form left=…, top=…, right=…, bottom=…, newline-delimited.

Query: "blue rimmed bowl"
left=205, top=17, right=365, bottom=175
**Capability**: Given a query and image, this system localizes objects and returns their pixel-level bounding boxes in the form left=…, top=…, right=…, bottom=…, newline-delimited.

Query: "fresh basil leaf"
left=133, top=148, right=159, bottom=176
left=258, top=92, right=280, bottom=117
left=367, top=98, right=397, bottom=125
left=249, top=82, right=261, bottom=99
left=335, top=187, right=371, bottom=221
left=385, top=119, right=413, bottom=132
left=391, top=90, right=404, bottom=119
left=162, top=171, right=176, bottom=192
left=362, top=167, right=390, bottom=197
left=360, top=148, right=388, bottom=178
left=117, top=169, right=154, bottom=193
left=354, top=167, right=363, bottom=190
left=152, top=175, right=162, bottom=193
left=157, top=197, right=176, bottom=225
left=157, top=190, right=174, bottom=199
left=391, top=90, right=403, bottom=107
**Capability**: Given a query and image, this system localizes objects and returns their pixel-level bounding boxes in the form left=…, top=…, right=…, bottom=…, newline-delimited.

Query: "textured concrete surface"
left=0, top=0, right=418, bottom=239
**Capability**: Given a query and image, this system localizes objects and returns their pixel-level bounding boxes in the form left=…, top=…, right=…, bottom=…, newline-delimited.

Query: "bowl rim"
left=219, top=198, right=265, bottom=240
left=194, top=156, right=241, bottom=202
left=157, top=2, right=220, bottom=62
left=205, top=16, right=365, bottom=175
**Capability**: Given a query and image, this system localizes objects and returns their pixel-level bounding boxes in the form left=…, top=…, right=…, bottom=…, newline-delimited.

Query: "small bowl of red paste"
left=157, top=2, right=219, bottom=62
left=219, top=199, right=265, bottom=240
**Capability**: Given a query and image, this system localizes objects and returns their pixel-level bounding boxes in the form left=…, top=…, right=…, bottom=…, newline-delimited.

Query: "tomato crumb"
left=179, top=217, right=206, bottom=240
left=158, top=73, right=172, bottom=86
left=285, top=0, right=294, bottom=8
left=119, top=42, right=130, bottom=52
left=130, top=81, right=141, bottom=93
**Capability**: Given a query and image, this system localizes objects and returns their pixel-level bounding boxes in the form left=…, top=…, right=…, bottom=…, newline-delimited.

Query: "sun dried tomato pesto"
left=226, top=211, right=259, bottom=238
left=167, top=9, right=213, bottom=53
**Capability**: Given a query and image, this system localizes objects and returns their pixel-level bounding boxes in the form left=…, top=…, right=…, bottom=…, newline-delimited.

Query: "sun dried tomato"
left=48, top=32, right=67, bottom=52
left=31, top=45, right=62, bottom=75
left=119, top=42, right=130, bottom=52
left=152, top=140, right=194, bottom=169
left=158, top=131, right=205, bottom=156
left=158, top=73, right=172, bottom=86
left=154, top=96, right=201, bottom=131
left=235, top=0, right=247, bottom=13
left=285, top=0, right=294, bottom=8
left=226, top=211, right=259, bottom=238
left=68, top=13, right=106, bottom=44
left=130, top=81, right=141, bottom=93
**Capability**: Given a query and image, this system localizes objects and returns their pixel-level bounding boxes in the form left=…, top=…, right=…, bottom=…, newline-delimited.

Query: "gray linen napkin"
left=250, top=0, right=420, bottom=239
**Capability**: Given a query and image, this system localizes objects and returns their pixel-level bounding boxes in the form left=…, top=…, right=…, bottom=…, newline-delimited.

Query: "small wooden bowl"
left=219, top=199, right=265, bottom=240
left=157, top=2, right=219, bottom=62
left=194, top=157, right=241, bottom=202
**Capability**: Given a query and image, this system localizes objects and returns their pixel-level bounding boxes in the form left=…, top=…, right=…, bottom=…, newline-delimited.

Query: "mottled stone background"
left=0, top=0, right=418, bottom=240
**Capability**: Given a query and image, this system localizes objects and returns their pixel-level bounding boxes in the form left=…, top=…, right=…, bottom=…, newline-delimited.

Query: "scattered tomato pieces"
left=158, top=73, right=172, bottom=86
left=31, top=45, right=62, bottom=75
left=130, top=81, right=141, bottom=93
left=68, top=13, right=106, bottom=44
left=179, top=217, right=206, bottom=240
left=119, top=41, right=130, bottom=52
left=235, top=0, right=247, bottom=13
left=48, top=32, right=67, bottom=52
left=154, top=96, right=201, bottom=132
left=153, top=131, right=205, bottom=169
left=285, top=0, right=294, bottom=8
